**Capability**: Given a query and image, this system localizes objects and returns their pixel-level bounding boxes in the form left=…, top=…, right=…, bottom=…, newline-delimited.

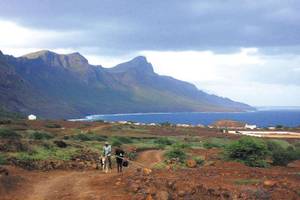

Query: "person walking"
left=115, top=146, right=125, bottom=173
left=103, top=142, right=112, bottom=173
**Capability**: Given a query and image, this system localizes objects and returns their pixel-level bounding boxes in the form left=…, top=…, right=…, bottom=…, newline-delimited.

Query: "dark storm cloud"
left=0, top=0, right=300, bottom=55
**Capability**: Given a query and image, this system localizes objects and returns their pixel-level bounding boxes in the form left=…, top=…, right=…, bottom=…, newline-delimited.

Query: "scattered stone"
left=186, top=159, right=197, bottom=168
left=263, top=180, right=276, bottom=187
left=143, top=168, right=152, bottom=175
left=178, top=190, right=186, bottom=197
left=145, top=194, right=154, bottom=200
left=156, top=190, right=170, bottom=200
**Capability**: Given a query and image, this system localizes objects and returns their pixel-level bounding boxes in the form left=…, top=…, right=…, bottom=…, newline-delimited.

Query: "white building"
left=28, top=114, right=37, bottom=120
left=245, top=124, right=257, bottom=130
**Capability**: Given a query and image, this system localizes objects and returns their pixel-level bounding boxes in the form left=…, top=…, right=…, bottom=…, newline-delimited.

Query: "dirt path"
left=4, top=150, right=164, bottom=200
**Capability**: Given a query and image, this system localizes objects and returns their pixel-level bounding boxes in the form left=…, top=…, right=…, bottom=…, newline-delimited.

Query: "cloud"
left=141, top=48, right=300, bottom=106
left=0, top=1, right=300, bottom=106
left=0, top=0, right=299, bottom=55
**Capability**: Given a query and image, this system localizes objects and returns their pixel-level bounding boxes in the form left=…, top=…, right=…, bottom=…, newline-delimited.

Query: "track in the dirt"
left=11, top=150, right=164, bottom=200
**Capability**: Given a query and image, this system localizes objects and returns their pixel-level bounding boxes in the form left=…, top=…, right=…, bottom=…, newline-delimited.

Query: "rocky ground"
left=1, top=150, right=300, bottom=200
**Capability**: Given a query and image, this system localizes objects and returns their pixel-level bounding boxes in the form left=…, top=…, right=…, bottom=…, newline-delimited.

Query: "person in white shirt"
left=103, top=142, right=112, bottom=172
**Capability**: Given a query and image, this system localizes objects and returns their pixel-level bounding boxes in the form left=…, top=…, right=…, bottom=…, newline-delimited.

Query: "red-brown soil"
left=1, top=150, right=300, bottom=200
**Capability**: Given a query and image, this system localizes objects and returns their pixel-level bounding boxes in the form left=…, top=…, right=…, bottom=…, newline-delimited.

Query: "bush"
left=172, top=142, right=191, bottom=149
left=193, top=156, right=205, bottom=166
left=266, top=139, right=291, bottom=150
left=111, top=136, right=133, bottom=144
left=0, top=154, right=7, bottom=165
left=71, top=133, right=106, bottom=141
left=111, top=139, right=122, bottom=147
left=203, top=137, right=231, bottom=149
left=225, top=137, right=269, bottom=167
left=127, top=152, right=137, bottom=160
left=165, top=148, right=187, bottom=162
left=271, top=146, right=300, bottom=166
left=0, top=128, right=21, bottom=139
left=30, top=131, right=54, bottom=140
left=45, top=123, right=62, bottom=128
left=154, top=137, right=173, bottom=146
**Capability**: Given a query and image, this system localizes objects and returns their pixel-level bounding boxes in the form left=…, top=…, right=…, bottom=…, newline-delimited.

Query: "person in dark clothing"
left=115, top=147, right=125, bottom=173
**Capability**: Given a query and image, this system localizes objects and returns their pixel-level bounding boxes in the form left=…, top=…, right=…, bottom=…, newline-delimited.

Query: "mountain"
left=0, top=50, right=254, bottom=119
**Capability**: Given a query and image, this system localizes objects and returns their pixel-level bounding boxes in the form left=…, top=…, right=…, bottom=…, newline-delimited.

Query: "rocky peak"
left=110, top=56, right=154, bottom=74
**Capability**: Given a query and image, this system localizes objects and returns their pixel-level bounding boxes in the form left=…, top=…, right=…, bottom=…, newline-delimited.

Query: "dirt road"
left=1, top=150, right=164, bottom=200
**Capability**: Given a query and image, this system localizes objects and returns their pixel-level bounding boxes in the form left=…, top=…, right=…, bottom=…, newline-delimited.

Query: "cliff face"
left=0, top=50, right=254, bottom=119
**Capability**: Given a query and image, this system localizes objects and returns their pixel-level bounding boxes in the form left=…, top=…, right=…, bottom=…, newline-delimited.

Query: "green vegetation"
left=0, top=128, right=21, bottom=139
left=154, top=137, right=173, bottom=146
left=165, top=148, right=187, bottom=162
left=193, top=156, right=205, bottom=166
left=225, top=137, right=269, bottom=167
left=0, top=107, right=25, bottom=120
left=203, top=137, right=231, bottom=149
left=70, top=133, right=107, bottom=141
left=45, top=123, right=62, bottom=128
left=0, top=154, right=7, bottom=165
left=15, top=146, right=79, bottom=161
left=30, top=131, right=54, bottom=140
left=234, top=179, right=261, bottom=185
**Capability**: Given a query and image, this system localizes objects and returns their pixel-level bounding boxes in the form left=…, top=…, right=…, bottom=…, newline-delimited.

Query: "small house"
left=28, top=114, right=37, bottom=120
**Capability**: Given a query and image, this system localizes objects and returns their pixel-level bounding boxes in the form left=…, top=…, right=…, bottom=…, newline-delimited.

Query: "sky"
left=0, top=0, right=299, bottom=106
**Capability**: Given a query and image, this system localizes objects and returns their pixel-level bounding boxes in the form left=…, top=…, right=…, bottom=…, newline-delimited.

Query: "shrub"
left=203, top=137, right=231, bottom=149
left=172, top=142, right=191, bottom=149
left=111, top=136, right=133, bottom=144
left=71, top=133, right=106, bottom=141
left=266, top=139, right=291, bottom=150
left=271, top=146, right=300, bottom=166
left=225, top=137, right=269, bottom=167
left=0, top=154, right=7, bottom=165
left=0, top=128, right=21, bottom=139
left=193, top=156, right=205, bottom=166
left=30, top=131, right=54, bottom=140
left=45, top=123, right=62, bottom=128
left=127, top=152, right=137, bottom=160
left=111, top=139, right=122, bottom=147
left=154, top=137, right=173, bottom=146
left=165, top=148, right=187, bottom=162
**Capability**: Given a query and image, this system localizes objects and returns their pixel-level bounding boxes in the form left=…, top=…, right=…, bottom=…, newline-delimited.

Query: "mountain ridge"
left=0, top=50, right=254, bottom=119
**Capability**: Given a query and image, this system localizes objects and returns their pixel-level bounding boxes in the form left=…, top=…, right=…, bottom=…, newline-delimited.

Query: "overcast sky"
left=0, top=0, right=300, bottom=106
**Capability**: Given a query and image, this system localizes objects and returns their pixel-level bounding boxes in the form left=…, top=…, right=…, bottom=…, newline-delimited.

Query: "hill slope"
left=0, top=50, right=254, bottom=119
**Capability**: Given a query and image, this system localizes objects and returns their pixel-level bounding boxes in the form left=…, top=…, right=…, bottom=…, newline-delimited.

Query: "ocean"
left=76, top=108, right=300, bottom=127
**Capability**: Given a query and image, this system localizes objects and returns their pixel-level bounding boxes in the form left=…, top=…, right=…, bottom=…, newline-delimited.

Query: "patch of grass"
left=234, top=179, right=261, bottom=185
left=0, top=128, right=21, bottom=139
left=30, top=131, right=54, bottom=140
left=15, top=146, right=79, bottom=161
left=203, top=137, right=231, bottom=149
left=171, top=141, right=191, bottom=149
left=153, top=162, right=167, bottom=169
